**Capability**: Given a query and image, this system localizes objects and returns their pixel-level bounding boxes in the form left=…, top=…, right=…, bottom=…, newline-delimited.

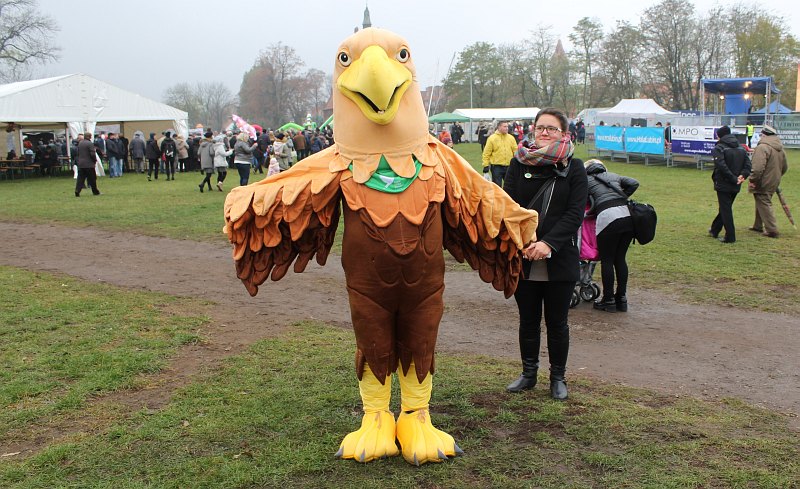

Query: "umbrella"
left=776, top=188, right=797, bottom=229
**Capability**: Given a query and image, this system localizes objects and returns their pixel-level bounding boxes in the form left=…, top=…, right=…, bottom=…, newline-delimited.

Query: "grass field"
left=1, top=146, right=798, bottom=313
left=2, top=153, right=799, bottom=487
left=1, top=267, right=797, bottom=488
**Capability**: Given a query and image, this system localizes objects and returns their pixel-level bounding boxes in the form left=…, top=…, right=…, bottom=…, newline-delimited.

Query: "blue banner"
left=624, top=127, right=664, bottom=155
left=595, top=126, right=625, bottom=151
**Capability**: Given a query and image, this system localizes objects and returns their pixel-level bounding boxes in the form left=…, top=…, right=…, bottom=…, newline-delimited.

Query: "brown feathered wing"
left=436, top=140, right=539, bottom=298
left=223, top=148, right=343, bottom=296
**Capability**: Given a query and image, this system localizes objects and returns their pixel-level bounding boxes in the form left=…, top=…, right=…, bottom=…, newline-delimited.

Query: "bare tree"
left=238, top=43, right=310, bottom=128
left=163, top=82, right=237, bottom=130
left=0, top=0, right=59, bottom=82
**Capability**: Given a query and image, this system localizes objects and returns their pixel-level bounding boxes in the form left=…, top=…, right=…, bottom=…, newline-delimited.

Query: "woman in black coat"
left=502, top=107, right=588, bottom=400
left=584, top=160, right=639, bottom=312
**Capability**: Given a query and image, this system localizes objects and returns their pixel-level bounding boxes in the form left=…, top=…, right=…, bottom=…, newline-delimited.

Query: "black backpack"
left=163, top=139, right=176, bottom=157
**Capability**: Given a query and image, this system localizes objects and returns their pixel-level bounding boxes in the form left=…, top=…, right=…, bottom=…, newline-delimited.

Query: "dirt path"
left=2, top=221, right=798, bottom=432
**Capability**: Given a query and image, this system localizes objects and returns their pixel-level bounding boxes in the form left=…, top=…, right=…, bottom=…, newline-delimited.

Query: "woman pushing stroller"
left=584, top=159, right=639, bottom=312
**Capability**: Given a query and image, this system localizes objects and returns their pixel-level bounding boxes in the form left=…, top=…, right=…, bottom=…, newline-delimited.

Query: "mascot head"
left=332, top=28, right=429, bottom=154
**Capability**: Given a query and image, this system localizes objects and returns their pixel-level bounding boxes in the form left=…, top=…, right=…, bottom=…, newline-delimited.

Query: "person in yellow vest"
left=746, top=122, right=755, bottom=147
left=482, top=121, right=519, bottom=186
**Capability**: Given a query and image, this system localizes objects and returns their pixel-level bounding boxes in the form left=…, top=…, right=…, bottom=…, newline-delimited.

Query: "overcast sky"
left=36, top=0, right=799, bottom=103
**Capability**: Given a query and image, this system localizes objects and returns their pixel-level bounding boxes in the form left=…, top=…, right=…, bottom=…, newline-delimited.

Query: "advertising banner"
left=774, top=115, right=800, bottom=148
left=624, top=127, right=665, bottom=155
left=670, top=126, right=718, bottom=155
left=595, top=126, right=625, bottom=151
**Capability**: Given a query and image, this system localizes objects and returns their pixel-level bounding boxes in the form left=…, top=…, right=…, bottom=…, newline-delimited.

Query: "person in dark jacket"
left=502, top=107, right=588, bottom=400
left=107, top=133, right=124, bottom=178
left=709, top=125, right=751, bottom=243
left=584, top=159, right=640, bottom=312
left=75, top=132, right=101, bottom=196
left=145, top=133, right=161, bottom=181
left=160, top=131, right=177, bottom=180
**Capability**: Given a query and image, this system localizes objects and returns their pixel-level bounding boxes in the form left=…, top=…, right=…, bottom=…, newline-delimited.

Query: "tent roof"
left=0, top=73, right=188, bottom=124
left=597, top=99, right=677, bottom=117
left=428, top=111, right=470, bottom=123
left=453, top=107, right=540, bottom=120
left=702, top=77, right=781, bottom=95
left=752, top=100, right=793, bottom=114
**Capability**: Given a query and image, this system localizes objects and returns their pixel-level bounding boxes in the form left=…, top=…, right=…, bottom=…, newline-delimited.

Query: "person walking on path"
left=709, top=125, right=751, bottom=244
left=74, top=132, right=101, bottom=197
left=748, top=125, right=788, bottom=238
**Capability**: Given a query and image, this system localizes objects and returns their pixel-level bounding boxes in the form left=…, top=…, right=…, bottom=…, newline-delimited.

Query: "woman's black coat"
left=503, top=156, right=588, bottom=282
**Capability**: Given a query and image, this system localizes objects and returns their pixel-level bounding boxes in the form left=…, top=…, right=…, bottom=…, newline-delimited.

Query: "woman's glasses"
left=534, top=126, right=563, bottom=134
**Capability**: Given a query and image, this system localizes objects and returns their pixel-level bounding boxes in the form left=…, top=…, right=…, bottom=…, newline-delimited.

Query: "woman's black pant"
left=217, top=170, right=227, bottom=183
left=513, top=280, right=573, bottom=368
left=236, top=163, right=250, bottom=186
left=596, top=216, right=635, bottom=300
left=147, top=158, right=159, bottom=179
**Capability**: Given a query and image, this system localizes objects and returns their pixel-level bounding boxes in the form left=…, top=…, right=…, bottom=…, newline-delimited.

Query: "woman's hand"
left=523, top=241, right=552, bottom=261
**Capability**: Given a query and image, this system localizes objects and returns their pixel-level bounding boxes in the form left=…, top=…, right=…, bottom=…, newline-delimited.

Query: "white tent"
left=452, top=107, right=540, bottom=142
left=1, top=74, right=188, bottom=155
left=596, top=99, right=677, bottom=126
left=453, top=107, right=540, bottom=121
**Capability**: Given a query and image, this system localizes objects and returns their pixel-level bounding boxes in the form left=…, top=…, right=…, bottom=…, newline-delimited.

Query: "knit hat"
left=761, top=124, right=777, bottom=135
left=716, top=125, right=731, bottom=138
left=204, top=130, right=213, bottom=138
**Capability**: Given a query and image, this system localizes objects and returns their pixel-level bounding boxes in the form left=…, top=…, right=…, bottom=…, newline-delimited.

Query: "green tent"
left=278, top=122, right=304, bottom=131
left=428, top=112, right=470, bottom=123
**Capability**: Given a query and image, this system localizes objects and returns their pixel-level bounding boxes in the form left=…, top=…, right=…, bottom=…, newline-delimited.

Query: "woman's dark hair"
left=534, top=107, right=568, bottom=132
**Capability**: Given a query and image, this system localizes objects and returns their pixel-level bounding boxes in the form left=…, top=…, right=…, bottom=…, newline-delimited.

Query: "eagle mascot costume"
left=223, top=28, right=538, bottom=465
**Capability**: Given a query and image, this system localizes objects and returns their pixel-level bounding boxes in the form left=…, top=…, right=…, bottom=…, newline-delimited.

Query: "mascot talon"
left=337, top=365, right=399, bottom=462
left=223, top=27, right=538, bottom=466
left=395, top=363, right=457, bottom=465
left=337, top=410, right=399, bottom=462
left=396, top=409, right=457, bottom=465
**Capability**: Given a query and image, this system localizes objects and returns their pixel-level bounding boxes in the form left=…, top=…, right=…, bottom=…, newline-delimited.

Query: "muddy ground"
left=1, top=221, right=797, bottom=454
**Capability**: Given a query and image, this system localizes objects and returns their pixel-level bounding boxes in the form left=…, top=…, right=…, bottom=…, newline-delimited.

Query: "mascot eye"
left=396, top=48, right=410, bottom=63
left=338, top=51, right=351, bottom=66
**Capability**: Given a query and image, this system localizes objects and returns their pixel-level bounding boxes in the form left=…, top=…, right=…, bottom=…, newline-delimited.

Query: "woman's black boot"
left=550, top=365, right=568, bottom=400
left=615, top=294, right=628, bottom=312
left=593, top=297, right=616, bottom=312
left=507, top=359, right=539, bottom=393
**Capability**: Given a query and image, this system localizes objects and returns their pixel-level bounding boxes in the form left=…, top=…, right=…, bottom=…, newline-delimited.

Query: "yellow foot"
left=396, top=409, right=463, bottom=465
left=335, top=410, right=399, bottom=463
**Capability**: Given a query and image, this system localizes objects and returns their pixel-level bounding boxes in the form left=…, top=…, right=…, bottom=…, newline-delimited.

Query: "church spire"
left=362, top=4, right=372, bottom=29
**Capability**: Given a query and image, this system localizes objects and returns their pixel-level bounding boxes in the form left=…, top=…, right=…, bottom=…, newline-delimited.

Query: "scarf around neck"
left=515, top=134, right=574, bottom=169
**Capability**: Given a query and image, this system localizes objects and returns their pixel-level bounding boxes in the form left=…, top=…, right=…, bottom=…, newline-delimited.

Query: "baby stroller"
left=570, top=210, right=601, bottom=308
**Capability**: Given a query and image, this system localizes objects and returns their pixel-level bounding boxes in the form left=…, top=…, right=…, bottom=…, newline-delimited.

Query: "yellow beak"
left=337, top=45, right=412, bottom=125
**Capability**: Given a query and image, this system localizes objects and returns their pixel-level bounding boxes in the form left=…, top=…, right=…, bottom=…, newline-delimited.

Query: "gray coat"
left=198, top=139, right=215, bottom=171
left=75, top=140, right=98, bottom=169
left=130, top=137, right=146, bottom=159
left=234, top=140, right=257, bottom=164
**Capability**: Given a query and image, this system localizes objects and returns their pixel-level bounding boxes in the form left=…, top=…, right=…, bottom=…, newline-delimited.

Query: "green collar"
left=349, top=155, right=422, bottom=193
